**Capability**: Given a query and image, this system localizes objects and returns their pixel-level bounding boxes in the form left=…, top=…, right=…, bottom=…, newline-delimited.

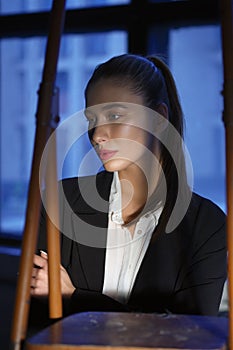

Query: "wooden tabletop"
left=26, top=312, right=228, bottom=350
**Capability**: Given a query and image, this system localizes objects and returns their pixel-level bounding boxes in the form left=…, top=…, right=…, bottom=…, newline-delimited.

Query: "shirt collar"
left=109, top=172, right=124, bottom=225
left=109, top=172, right=163, bottom=226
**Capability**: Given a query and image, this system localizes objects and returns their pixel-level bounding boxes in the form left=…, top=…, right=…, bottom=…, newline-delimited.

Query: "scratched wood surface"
left=26, top=312, right=228, bottom=350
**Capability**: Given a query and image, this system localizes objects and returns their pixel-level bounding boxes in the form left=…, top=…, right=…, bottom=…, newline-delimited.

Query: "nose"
left=91, top=124, right=109, bottom=145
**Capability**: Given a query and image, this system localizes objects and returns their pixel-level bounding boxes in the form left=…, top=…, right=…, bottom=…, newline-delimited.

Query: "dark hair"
left=85, top=54, right=183, bottom=135
left=85, top=53, right=191, bottom=234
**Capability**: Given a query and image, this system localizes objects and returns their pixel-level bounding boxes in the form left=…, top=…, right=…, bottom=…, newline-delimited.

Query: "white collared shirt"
left=102, top=172, right=163, bottom=304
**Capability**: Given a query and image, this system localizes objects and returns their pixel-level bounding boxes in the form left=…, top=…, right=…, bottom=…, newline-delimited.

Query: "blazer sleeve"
left=69, top=289, right=129, bottom=313
left=36, top=203, right=47, bottom=252
left=171, top=197, right=227, bottom=316
left=34, top=178, right=129, bottom=317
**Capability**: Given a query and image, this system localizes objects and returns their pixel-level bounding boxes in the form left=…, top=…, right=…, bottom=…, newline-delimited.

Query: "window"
left=0, top=32, right=127, bottom=237
left=0, top=0, right=225, bottom=240
left=169, top=25, right=225, bottom=211
left=0, top=0, right=130, bottom=14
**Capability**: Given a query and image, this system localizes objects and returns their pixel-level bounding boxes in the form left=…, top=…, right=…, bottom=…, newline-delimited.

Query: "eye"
left=84, top=112, right=96, bottom=128
left=107, top=113, right=121, bottom=122
left=86, top=116, right=96, bottom=124
left=87, top=119, right=96, bottom=130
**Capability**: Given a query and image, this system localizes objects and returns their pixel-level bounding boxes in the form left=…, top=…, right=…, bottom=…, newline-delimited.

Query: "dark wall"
left=0, top=253, right=20, bottom=349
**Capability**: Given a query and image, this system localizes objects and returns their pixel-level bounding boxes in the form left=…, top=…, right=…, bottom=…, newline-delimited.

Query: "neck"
left=118, top=161, right=161, bottom=224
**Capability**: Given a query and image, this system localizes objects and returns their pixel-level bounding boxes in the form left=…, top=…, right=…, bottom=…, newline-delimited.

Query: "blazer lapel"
left=71, top=171, right=113, bottom=291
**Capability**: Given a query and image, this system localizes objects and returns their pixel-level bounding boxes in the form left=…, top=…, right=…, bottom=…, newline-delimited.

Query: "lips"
left=98, top=149, right=118, bottom=161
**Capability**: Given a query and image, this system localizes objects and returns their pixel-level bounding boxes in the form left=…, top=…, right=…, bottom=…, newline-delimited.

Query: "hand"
left=31, top=251, right=75, bottom=297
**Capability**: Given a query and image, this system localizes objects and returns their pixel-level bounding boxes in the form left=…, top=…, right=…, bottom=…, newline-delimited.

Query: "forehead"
left=86, top=79, right=143, bottom=107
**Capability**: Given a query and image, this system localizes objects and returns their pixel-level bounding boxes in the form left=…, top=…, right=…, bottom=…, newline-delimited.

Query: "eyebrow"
left=85, top=103, right=129, bottom=114
left=101, top=103, right=129, bottom=111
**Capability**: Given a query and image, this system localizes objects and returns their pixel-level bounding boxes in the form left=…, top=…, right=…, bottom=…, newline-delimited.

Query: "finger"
left=30, top=283, right=45, bottom=296
left=32, top=267, right=39, bottom=278
left=31, top=276, right=36, bottom=289
left=31, top=278, right=49, bottom=296
left=31, top=286, right=36, bottom=296
left=41, top=251, right=65, bottom=270
left=40, top=250, right=48, bottom=259
left=60, top=264, right=66, bottom=272
left=31, top=270, right=49, bottom=296
left=37, top=265, right=49, bottom=280
left=33, top=254, right=48, bottom=269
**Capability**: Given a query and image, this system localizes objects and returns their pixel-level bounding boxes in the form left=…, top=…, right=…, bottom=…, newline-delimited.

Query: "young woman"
left=30, top=54, right=227, bottom=327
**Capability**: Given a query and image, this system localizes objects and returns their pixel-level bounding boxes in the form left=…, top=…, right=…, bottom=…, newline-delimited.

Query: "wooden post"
left=220, top=0, right=233, bottom=348
left=10, top=1, right=66, bottom=349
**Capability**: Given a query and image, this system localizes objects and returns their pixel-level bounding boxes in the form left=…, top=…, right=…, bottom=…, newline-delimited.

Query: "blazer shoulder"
left=59, top=171, right=113, bottom=206
left=175, top=192, right=226, bottom=241
left=185, top=192, right=226, bottom=248
left=190, top=192, right=226, bottom=224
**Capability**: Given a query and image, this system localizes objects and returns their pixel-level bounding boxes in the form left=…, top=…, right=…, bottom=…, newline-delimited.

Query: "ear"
left=155, top=103, right=168, bottom=120
left=153, top=103, right=169, bottom=134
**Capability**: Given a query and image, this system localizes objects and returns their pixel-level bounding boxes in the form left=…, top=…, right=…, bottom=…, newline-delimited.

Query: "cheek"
left=112, top=127, right=154, bottom=161
left=112, top=124, right=149, bottom=143
left=110, top=124, right=133, bottom=138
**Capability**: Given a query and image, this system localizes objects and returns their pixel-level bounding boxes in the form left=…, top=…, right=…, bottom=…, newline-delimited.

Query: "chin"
left=102, top=158, right=132, bottom=172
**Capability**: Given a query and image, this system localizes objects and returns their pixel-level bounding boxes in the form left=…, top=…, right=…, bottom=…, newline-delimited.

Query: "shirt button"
left=137, top=229, right=142, bottom=234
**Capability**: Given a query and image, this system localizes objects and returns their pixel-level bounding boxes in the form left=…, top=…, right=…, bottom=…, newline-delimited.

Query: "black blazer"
left=36, top=170, right=227, bottom=319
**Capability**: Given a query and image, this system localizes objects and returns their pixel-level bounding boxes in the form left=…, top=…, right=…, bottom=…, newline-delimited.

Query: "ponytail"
left=147, top=55, right=184, bottom=138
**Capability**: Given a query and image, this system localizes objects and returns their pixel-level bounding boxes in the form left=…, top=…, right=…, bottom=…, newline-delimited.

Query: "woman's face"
left=85, top=79, right=158, bottom=173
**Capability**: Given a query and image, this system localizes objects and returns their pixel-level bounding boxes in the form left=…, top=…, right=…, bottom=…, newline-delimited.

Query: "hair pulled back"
left=85, top=53, right=184, bottom=138
left=85, top=54, right=191, bottom=234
